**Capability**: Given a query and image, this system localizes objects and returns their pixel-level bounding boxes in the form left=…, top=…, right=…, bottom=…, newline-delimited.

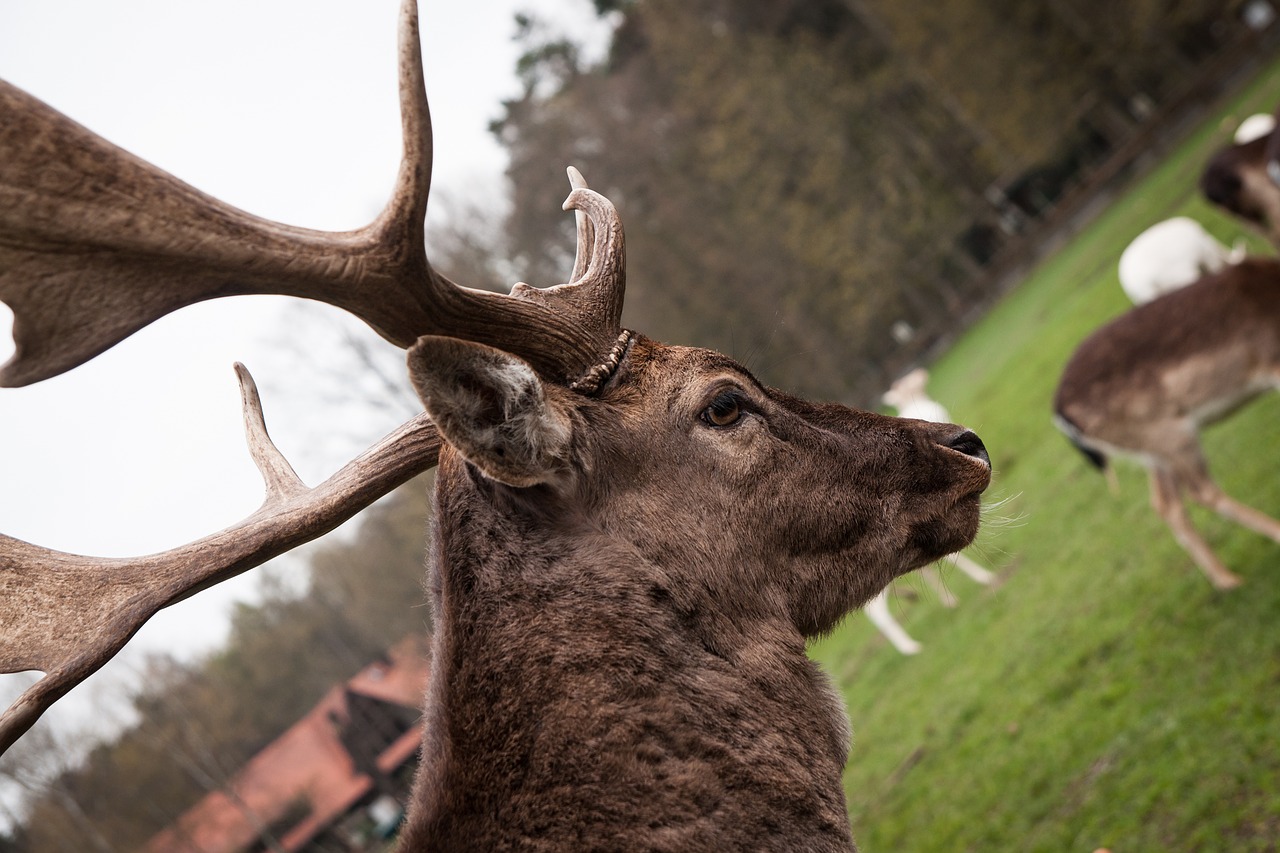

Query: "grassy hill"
left=811, top=61, right=1280, bottom=852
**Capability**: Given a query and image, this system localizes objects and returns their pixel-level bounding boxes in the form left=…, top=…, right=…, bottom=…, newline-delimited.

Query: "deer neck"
left=402, top=450, right=857, bottom=851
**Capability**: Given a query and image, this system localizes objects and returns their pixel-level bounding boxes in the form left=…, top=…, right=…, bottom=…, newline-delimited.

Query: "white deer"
left=1117, top=217, right=1245, bottom=306
left=871, top=368, right=997, bottom=655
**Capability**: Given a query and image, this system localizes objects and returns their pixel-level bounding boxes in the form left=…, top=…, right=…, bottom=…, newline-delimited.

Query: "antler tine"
left=562, top=182, right=627, bottom=334
left=234, top=362, right=307, bottom=501
left=509, top=167, right=628, bottom=386
left=0, top=365, right=442, bottom=755
left=567, top=166, right=594, bottom=283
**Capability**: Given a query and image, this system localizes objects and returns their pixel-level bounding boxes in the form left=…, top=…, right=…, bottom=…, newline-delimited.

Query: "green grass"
left=810, top=61, right=1280, bottom=852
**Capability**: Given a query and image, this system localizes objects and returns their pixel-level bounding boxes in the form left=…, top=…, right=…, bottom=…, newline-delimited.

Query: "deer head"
left=0, top=2, right=991, bottom=847
left=1201, top=104, right=1280, bottom=246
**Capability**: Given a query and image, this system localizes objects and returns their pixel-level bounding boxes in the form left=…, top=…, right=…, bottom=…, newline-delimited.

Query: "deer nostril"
left=945, top=429, right=989, bottom=467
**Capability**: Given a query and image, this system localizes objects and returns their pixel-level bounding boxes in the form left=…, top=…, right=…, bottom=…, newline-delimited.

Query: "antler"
left=0, top=365, right=441, bottom=754
left=0, top=0, right=631, bottom=755
left=0, top=0, right=626, bottom=390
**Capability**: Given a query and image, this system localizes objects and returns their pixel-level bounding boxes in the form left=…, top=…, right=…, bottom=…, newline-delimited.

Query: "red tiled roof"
left=144, top=637, right=429, bottom=853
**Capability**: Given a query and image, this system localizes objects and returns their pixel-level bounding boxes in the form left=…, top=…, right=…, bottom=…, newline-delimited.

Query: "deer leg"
left=1148, top=466, right=1243, bottom=590
left=865, top=589, right=922, bottom=655
left=920, top=565, right=959, bottom=607
left=944, top=551, right=996, bottom=585
left=1183, top=471, right=1280, bottom=544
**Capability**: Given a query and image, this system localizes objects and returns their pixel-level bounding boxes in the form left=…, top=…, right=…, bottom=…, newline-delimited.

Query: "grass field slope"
left=812, top=61, right=1280, bottom=852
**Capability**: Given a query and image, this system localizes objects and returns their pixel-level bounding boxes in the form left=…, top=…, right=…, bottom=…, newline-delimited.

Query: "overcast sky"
left=0, top=0, right=611, bottom=746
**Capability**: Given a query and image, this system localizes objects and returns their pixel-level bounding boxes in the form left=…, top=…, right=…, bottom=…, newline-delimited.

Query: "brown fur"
left=1200, top=130, right=1280, bottom=245
left=1054, top=259, right=1280, bottom=588
left=399, top=336, right=991, bottom=851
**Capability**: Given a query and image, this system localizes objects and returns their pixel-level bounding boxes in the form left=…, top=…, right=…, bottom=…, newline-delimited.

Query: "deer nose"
left=944, top=429, right=989, bottom=467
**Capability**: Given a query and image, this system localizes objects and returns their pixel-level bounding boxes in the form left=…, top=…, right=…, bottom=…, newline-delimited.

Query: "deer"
left=1054, top=258, right=1280, bottom=591
left=1116, top=217, right=1245, bottom=306
left=871, top=368, right=998, bottom=655
left=1200, top=108, right=1280, bottom=245
left=0, top=2, right=993, bottom=848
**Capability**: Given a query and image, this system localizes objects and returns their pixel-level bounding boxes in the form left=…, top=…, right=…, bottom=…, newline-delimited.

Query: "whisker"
left=979, top=490, right=1028, bottom=531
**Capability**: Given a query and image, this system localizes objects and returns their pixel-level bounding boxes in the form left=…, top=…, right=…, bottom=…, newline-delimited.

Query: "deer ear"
left=407, top=336, right=573, bottom=487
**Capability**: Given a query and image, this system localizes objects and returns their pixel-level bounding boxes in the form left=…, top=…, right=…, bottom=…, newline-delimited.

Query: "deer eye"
left=702, top=392, right=743, bottom=428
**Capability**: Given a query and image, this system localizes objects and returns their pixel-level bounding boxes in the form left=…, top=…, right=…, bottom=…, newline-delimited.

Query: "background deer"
left=1200, top=108, right=1280, bottom=244
left=0, top=1, right=992, bottom=848
left=1054, top=258, right=1280, bottom=590
left=871, top=368, right=998, bottom=655
left=1116, top=216, right=1244, bottom=306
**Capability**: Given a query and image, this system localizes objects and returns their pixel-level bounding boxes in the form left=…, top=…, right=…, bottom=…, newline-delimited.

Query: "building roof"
left=143, top=636, right=430, bottom=853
